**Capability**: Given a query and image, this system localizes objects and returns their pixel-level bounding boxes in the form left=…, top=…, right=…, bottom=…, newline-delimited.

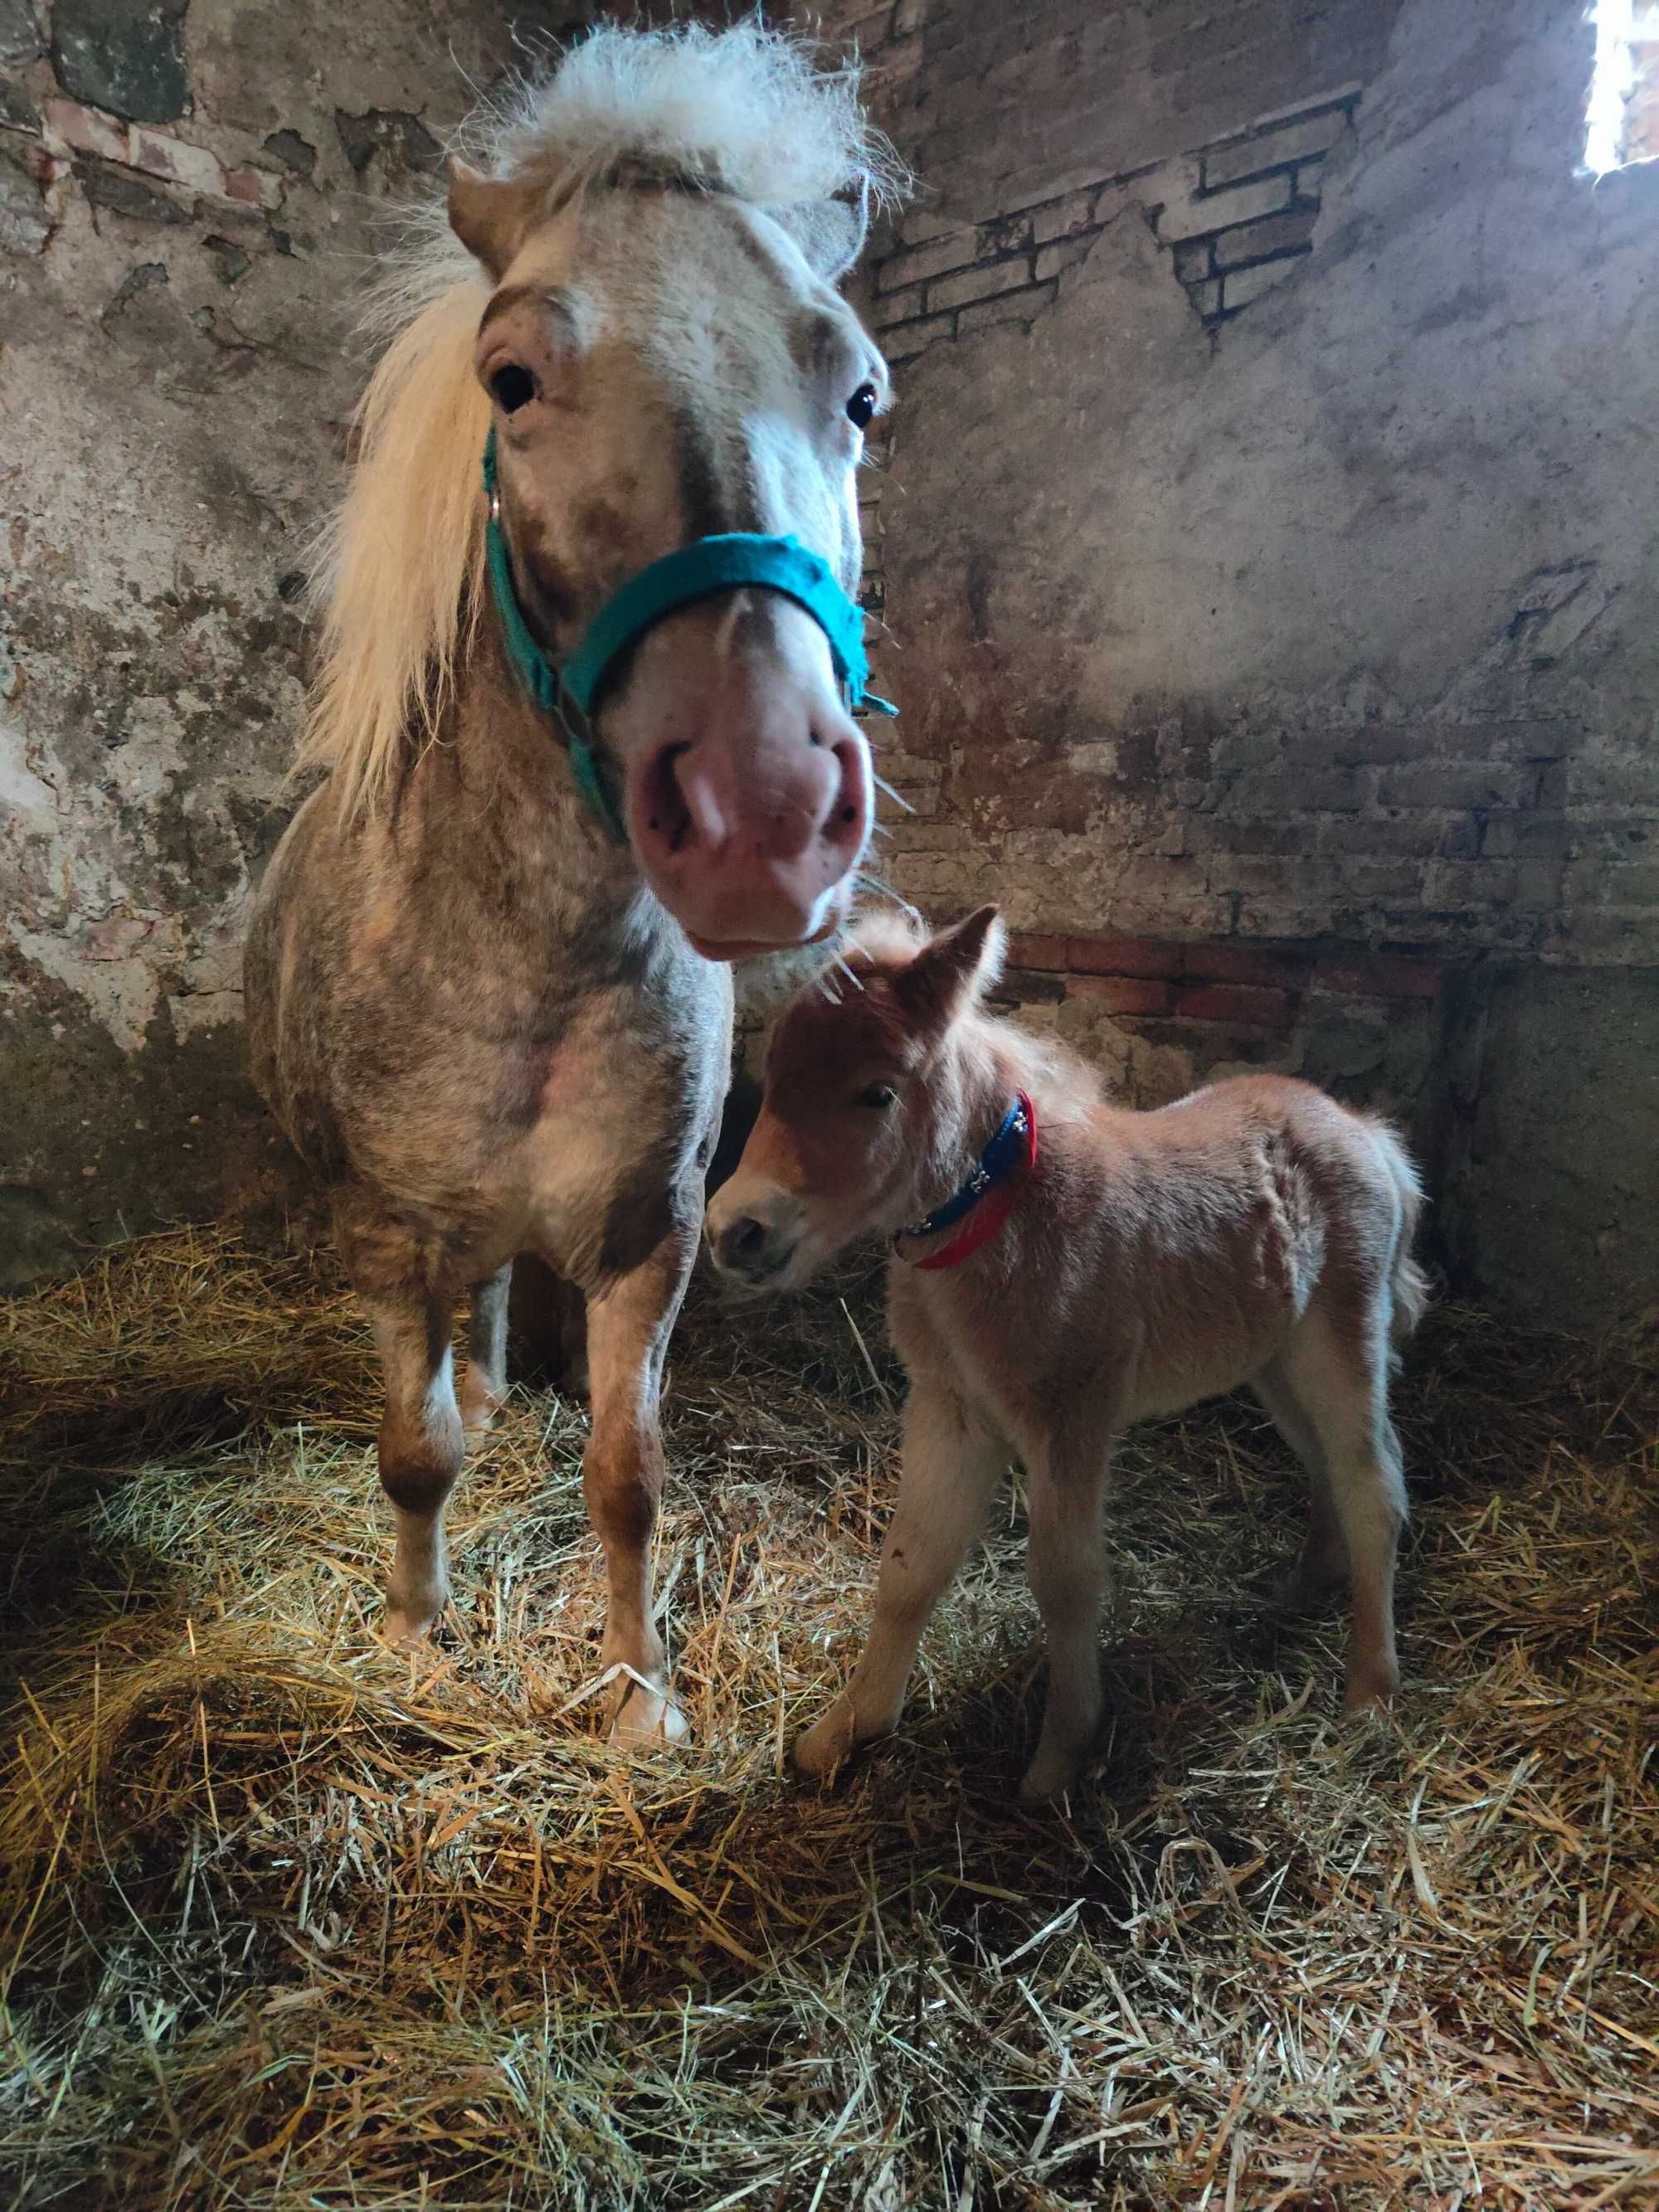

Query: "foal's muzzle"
left=705, top=1184, right=805, bottom=1289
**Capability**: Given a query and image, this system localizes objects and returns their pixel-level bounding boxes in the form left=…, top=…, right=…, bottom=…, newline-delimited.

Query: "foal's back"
left=999, top=1072, right=1413, bottom=1427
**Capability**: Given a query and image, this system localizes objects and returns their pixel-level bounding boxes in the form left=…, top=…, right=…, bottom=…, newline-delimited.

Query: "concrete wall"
left=0, top=0, right=536, bottom=1286
left=822, top=0, right=1659, bottom=1331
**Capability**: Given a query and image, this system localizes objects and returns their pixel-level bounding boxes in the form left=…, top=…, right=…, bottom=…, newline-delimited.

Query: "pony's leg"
left=366, top=1292, right=465, bottom=1645
left=795, top=1384, right=1005, bottom=1781
left=1278, top=1307, right=1408, bottom=1712
left=581, top=1226, right=697, bottom=1748
left=458, top=1262, right=512, bottom=1439
left=1019, top=1432, right=1112, bottom=1803
left=1253, top=1359, right=1348, bottom=1610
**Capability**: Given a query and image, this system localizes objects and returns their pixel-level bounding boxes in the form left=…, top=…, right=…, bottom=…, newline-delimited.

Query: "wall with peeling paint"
left=820, top=0, right=1659, bottom=1331
left=0, top=0, right=542, bottom=1286
left=2, top=0, right=1654, bottom=1331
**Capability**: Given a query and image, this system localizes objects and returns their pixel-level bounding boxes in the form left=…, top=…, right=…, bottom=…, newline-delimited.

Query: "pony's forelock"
left=292, top=20, right=902, bottom=816
left=477, top=20, right=907, bottom=213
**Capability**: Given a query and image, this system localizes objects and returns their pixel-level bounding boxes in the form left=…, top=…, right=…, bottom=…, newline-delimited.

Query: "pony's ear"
left=894, top=906, right=1006, bottom=1031
left=447, top=160, right=542, bottom=280
left=764, top=186, right=868, bottom=282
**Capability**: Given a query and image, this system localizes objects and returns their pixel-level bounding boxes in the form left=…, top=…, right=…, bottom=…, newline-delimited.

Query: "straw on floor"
left=2, top=1223, right=1656, bottom=2210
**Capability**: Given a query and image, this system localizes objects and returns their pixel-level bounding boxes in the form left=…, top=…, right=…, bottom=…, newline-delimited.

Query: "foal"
left=707, top=907, right=1428, bottom=1801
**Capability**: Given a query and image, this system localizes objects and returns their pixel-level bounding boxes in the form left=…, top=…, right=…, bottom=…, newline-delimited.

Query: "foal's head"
left=450, top=27, right=893, bottom=958
left=708, top=907, right=1008, bottom=1290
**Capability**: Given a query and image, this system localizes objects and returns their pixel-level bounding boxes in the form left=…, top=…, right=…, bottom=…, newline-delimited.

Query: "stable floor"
left=2, top=1228, right=1656, bottom=2209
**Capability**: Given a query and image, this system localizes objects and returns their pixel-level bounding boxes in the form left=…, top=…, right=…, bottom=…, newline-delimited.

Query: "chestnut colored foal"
left=708, top=907, right=1428, bottom=1801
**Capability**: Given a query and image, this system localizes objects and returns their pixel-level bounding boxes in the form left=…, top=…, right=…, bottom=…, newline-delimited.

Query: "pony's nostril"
left=718, top=1216, right=770, bottom=1273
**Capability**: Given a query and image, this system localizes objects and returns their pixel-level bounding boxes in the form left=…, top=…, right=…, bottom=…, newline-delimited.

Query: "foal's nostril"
left=718, top=1216, right=770, bottom=1275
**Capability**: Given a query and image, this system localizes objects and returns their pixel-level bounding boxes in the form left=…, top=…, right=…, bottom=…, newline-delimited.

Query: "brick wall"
left=818, top=0, right=1658, bottom=969
left=803, top=0, right=1659, bottom=1324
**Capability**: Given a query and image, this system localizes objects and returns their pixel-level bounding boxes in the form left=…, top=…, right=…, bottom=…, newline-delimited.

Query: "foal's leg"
left=1019, top=1433, right=1112, bottom=1803
left=795, top=1384, right=1006, bottom=1781
left=458, top=1262, right=512, bottom=1439
left=581, top=1226, right=697, bottom=1747
left=367, top=1292, right=465, bottom=1644
left=1253, top=1360, right=1348, bottom=1610
left=1278, top=1307, right=1408, bottom=1711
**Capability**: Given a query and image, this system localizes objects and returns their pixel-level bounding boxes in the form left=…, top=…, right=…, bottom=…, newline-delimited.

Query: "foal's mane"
left=296, top=21, right=900, bottom=818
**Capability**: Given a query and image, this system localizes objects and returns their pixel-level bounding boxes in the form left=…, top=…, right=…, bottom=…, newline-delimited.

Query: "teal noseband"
left=481, top=430, right=896, bottom=843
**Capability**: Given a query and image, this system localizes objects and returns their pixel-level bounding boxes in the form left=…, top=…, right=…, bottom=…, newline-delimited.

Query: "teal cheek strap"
left=482, top=430, right=897, bottom=843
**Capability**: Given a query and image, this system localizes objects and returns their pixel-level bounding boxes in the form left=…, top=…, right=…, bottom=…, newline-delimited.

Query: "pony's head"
left=302, top=23, right=904, bottom=960
left=707, top=905, right=1009, bottom=1288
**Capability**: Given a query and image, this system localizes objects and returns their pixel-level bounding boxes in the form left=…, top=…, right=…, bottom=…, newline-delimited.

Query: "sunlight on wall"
left=1584, top=0, right=1659, bottom=171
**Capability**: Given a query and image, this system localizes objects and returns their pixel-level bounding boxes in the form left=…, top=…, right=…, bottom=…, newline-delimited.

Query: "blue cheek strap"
left=481, top=430, right=896, bottom=843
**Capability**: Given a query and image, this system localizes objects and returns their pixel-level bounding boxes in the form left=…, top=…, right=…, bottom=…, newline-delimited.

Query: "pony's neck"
left=372, top=611, right=648, bottom=934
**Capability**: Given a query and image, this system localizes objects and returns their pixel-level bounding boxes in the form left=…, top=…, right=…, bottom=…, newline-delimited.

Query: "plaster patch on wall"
left=861, top=90, right=1361, bottom=612
left=2, top=0, right=522, bottom=1282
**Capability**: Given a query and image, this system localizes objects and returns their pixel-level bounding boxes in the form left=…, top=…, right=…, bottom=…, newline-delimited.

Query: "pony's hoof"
left=609, top=1680, right=689, bottom=1748
left=1018, top=1752, right=1082, bottom=1806
left=1274, top=1555, right=1347, bottom=1615
left=794, top=1698, right=860, bottom=1783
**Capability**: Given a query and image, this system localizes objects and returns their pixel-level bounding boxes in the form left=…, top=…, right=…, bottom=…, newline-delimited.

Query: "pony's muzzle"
left=611, top=598, right=873, bottom=959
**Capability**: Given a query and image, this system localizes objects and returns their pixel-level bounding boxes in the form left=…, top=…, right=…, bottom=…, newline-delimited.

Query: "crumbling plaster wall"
left=1, top=0, right=532, bottom=1286
left=826, top=0, right=1658, bottom=1330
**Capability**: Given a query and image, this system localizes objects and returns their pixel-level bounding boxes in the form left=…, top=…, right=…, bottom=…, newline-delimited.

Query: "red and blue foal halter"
left=895, top=1091, right=1039, bottom=1272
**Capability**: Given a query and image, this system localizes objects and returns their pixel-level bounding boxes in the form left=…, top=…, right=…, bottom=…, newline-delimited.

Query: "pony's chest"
left=508, top=1022, right=726, bottom=1275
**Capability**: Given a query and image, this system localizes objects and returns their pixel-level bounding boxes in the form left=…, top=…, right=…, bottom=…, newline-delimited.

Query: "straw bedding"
left=2, top=1223, right=1655, bottom=2209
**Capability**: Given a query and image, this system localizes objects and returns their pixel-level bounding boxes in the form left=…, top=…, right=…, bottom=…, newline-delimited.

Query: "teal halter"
left=481, top=430, right=895, bottom=842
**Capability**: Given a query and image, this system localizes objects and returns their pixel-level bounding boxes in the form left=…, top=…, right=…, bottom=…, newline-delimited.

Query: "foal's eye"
left=845, top=382, right=878, bottom=431
left=489, top=362, right=538, bottom=414
left=859, top=1082, right=898, bottom=1110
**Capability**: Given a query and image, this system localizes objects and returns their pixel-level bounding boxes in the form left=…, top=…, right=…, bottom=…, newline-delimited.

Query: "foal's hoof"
left=1341, top=1670, right=1400, bottom=1717
left=794, top=1697, right=861, bottom=1783
left=382, top=1591, right=445, bottom=1646
left=458, top=1377, right=508, bottom=1441
left=610, top=1680, right=689, bottom=1748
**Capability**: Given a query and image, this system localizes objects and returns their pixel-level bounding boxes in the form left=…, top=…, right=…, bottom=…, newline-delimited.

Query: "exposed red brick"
left=1065, top=975, right=1175, bottom=1015
left=1172, top=981, right=1296, bottom=1028
left=1063, top=935, right=1184, bottom=978
left=1180, top=942, right=1309, bottom=988
left=1007, top=931, right=1070, bottom=970
left=1310, top=955, right=1442, bottom=1001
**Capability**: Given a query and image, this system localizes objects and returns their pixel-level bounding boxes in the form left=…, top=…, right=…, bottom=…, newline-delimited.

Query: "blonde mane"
left=294, top=22, right=900, bottom=818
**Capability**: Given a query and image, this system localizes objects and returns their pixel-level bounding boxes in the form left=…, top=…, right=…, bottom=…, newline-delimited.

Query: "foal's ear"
left=763, top=186, right=869, bottom=283
left=447, top=160, right=542, bottom=281
left=895, top=906, right=1007, bottom=1030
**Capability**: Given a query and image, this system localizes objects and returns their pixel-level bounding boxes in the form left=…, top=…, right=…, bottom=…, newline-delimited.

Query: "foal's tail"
left=1371, top=1120, right=1432, bottom=1354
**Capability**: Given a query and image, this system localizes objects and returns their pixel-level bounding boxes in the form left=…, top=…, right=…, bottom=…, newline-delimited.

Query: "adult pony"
left=246, top=24, right=898, bottom=1742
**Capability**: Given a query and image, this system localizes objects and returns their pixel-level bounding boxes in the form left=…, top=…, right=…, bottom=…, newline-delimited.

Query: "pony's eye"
left=489, top=362, right=538, bottom=414
left=859, top=1082, right=898, bottom=1110
left=845, top=382, right=878, bottom=431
